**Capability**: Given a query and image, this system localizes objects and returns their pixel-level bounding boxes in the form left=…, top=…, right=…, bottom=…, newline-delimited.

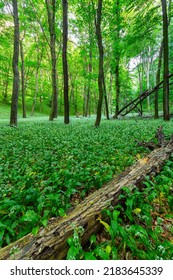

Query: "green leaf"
left=0, top=230, right=5, bottom=243
left=41, top=219, right=48, bottom=228
left=84, top=252, right=96, bottom=260
left=21, top=210, right=39, bottom=224
left=110, top=220, right=118, bottom=236
left=67, top=246, right=79, bottom=260
left=32, top=226, right=39, bottom=235
left=5, top=234, right=11, bottom=245
left=58, top=208, right=66, bottom=217
left=90, top=234, right=97, bottom=245
left=113, top=210, right=120, bottom=221
left=97, top=218, right=110, bottom=234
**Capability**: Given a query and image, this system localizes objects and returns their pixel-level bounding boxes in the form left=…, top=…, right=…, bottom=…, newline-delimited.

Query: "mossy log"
left=0, top=138, right=173, bottom=260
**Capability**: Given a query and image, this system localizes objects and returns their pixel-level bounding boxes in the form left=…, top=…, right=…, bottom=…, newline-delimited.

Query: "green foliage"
left=66, top=130, right=173, bottom=260
left=0, top=118, right=173, bottom=249
left=1, top=0, right=171, bottom=117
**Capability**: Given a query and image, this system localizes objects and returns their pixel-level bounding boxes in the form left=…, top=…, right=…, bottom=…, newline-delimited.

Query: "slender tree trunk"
left=103, top=74, right=109, bottom=119
left=115, top=56, right=120, bottom=118
left=85, top=47, right=92, bottom=117
left=84, top=5, right=93, bottom=118
left=31, top=66, right=39, bottom=116
left=83, top=83, right=87, bottom=116
left=83, top=57, right=88, bottom=117
left=161, top=0, right=170, bottom=121
left=108, top=71, right=113, bottom=115
left=31, top=44, right=43, bottom=116
left=20, top=38, right=26, bottom=118
left=137, top=65, right=143, bottom=116
left=146, top=46, right=151, bottom=113
left=62, top=0, right=69, bottom=124
left=154, top=42, right=163, bottom=119
left=95, top=0, right=104, bottom=127
left=69, top=72, right=77, bottom=116
left=10, top=0, right=20, bottom=126
left=2, top=63, right=10, bottom=102
left=45, top=0, right=58, bottom=121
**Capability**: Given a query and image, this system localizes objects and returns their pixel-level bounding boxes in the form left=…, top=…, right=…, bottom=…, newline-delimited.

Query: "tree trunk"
left=114, top=0, right=120, bottom=119
left=161, top=0, right=170, bottom=121
left=155, top=0, right=171, bottom=119
left=20, top=38, right=26, bottom=118
left=2, top=61, right=11, bottom=102
left=0, top=137, right=173, bottom=260
left=108, top=71, right=113, bottom=115
left=85, top=48, right=92, bottom=117
left=45, top=0, right=58, bottom=121
left=62, top=0, right=70, bottom=124
left=31, top=45, right=43, bottom=116
left=10, top=0, right=20, bottom=127
left=103, top=74, right=109, bottom=119
left=154, top=42, right=163, bottom=119
left=146, top=47, right=151, bottom=113
left=115, top=56, right=120, bottom=118
left=137, top=65, right=143, bottom=116
left=84, top=5, right=93, bottom=118
left=95, top=0, right=104, bottom=127
left=31, top=67, right=39, bottom=116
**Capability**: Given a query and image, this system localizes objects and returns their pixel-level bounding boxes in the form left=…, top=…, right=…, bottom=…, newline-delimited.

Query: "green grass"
left=0, top=99, right=50, bottom=120
left=0, top=117, right=173, bottom=253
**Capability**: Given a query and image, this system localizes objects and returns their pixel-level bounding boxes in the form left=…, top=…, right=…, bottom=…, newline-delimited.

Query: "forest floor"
left=0, top=116, right=173, bottom=259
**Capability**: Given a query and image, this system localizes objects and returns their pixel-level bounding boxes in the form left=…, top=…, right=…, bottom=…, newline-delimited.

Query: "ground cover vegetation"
left=0, top=118, right=173, bottom=259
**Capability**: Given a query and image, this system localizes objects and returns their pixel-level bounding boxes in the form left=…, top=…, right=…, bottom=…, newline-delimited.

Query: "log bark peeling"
left=0, top=138, right=173, bottom=260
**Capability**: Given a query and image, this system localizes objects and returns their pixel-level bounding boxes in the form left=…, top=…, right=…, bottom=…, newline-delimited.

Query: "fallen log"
left=112, top=73, right=173, bottom=118
left=0, top=138, right=173, bottom=260
left=135, top=126, right=167, bottom=150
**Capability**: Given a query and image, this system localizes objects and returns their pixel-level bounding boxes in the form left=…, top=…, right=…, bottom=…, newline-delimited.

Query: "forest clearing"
left=0, top=0, right=173, bottom=260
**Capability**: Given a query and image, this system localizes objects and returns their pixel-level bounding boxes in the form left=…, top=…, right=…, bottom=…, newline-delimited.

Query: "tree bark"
left=45, top=0, right=58, bottom=121
left=20, top=37, right=26, bottom=118
left=103, top=74, right=109, bottom=120
left=114, top=0, right=120, bottom=119
left=137, top=64, right=143, bottom=116
left=31, top=44, right=44, bottom=116
left=62, top=0, right=69, bottom=124
left=95, top=0, right=104, bottom=127
left=161, top=0, right=170, bottom=121
left=85, top=44, right=92, bottom=117
left=0, top=137, right=173, bottom=260
left=2, top=59, right=11, bottom=102
left=115, top=56, right=120, bottom=118
left=84, top=3, right=93, bottom=118
left=10, top=0, right=20, bottom=127
left=155, top=0, right=171, bottom=119
left=108, top=71, right=113, bottom=115
left=154, top=42, right=163, bottom=119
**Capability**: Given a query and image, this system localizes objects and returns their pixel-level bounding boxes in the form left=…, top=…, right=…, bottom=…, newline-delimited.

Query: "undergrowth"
left=66, top=158, right=173, bottom=260
left=0, top=117, right=173, bottom=252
